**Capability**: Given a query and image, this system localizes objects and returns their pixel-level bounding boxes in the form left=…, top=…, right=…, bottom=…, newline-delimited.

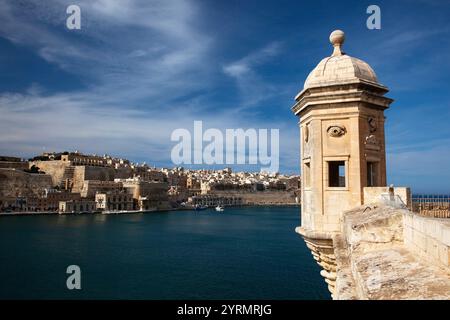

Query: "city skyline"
left=1, top=0, right=450, bottom=193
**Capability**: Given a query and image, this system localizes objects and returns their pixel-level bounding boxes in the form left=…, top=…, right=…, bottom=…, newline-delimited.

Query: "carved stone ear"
left=327, top=125, right=346, bottom=137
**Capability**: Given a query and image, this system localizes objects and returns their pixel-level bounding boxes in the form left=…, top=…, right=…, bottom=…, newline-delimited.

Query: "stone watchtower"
left=292, top=30, right=393, bottom=295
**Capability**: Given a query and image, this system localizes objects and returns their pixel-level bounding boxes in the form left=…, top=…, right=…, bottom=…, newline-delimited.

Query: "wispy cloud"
left=0, top=88, right=299, bottom=171
left=223, top=42, right=283, bottom=108
left=0, top=1, right=301, bottom=172
left=223, top=42, right=281, bottom=77
left=0, top=0, right=213, bottom=100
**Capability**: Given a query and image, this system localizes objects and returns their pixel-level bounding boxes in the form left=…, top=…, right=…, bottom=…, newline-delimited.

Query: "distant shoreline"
left=0, top=203, right=300, bottom=217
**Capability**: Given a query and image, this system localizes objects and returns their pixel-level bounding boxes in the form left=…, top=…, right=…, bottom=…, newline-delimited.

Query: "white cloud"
left=0, top=88, right=299, bottom=172
left=222, top=42, right=283, bottom=108
left=223, top=41, right=281, bottom=78
left=0, top=1, right=300, bottom=170
left=0, top=0, right=213, bottom=100
left=0, top=1, right=212, bottom=160
left=223, top=64, right=250, bottom=77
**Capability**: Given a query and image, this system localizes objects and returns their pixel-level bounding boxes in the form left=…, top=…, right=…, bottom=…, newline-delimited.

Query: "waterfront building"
left=95, top=190, right=133, bottom=212
left=58, top=199, right=96, bottom=214
left=26, top=191, right=81, bottom=212
left=116, top=177, right=169, bottom=210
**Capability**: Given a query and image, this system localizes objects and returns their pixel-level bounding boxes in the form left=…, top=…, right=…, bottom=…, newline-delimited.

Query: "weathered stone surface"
left=0, top=168, right=52, bottom=198
left=403, top=211, right=450, bottom=269
left=343, top=205, right=405, bottom=251
left=334, top=205, right=450, bottom=300
left=354, top=247, right=450, bottom=299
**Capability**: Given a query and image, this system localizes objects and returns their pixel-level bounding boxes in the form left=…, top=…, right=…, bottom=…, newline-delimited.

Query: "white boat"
left=215, top=206, right=224, bottom=212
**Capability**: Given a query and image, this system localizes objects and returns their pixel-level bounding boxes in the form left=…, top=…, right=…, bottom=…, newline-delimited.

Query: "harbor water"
left=0, top=206, right=329, bottom=299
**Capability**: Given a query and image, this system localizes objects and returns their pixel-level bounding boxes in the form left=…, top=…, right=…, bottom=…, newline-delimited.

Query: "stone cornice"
left=292, top=82, right=393, bottom=117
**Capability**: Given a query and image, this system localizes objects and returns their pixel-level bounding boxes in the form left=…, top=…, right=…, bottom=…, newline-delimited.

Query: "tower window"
left=328, top=161, right=346, bottom=187
left=304, top=162, right=311, bottom=188
left=367, top=162, right=378, bottom=187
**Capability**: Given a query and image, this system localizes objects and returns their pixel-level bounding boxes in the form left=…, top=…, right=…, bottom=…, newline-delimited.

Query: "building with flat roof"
left=95, top=190, right=133, bottom=212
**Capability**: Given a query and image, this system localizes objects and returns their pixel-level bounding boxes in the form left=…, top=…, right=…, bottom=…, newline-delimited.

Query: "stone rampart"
left=403, top=211, right=450, bottom=269
left=332, top=205, right=450, bottom=299
left=72, top=166, right=117, bottom=192
left=30, top=160, right=69, bottom=186
left=0, top=168, right=53, bottom=198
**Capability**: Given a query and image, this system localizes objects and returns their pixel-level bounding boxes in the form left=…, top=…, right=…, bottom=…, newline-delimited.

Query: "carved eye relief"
left=327, top=125, right=346, bottom=137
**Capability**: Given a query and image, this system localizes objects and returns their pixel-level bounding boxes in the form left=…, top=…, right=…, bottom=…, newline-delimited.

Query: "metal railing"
left=412, top=194, right=450, bottom=218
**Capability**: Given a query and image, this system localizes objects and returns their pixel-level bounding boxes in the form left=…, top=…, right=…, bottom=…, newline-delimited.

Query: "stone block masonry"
left=0, top=168, right=53, bottom=198
left=332, top=205, right=450, bottom=300
left=403, top=211, right=450, bottom=269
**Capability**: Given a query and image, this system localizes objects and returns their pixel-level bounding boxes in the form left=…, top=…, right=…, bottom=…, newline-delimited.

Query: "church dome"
left=304, top=30, right=379, bottom=89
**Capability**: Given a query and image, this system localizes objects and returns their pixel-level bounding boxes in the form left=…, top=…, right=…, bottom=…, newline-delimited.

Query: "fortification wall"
left=332, top=205, right=450, bottom=300
left=403, top=212, right=450, bottom=269
left=30, top=160, right=69, bottom=186
left=298, top=204, right=450, bottom=300
left=72, top=166, right=117, bottom=192
left=83, top=166, right=117, bottom=181
left=115, top=167, right=133, bottom=179
left=0, top=161, right=29, bottom=170
left=0, top=168, right=53, bottom=198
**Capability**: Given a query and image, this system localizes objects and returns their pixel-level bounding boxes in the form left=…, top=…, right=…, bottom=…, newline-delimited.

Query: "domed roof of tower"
left=303, top=30, right=379, bottom=89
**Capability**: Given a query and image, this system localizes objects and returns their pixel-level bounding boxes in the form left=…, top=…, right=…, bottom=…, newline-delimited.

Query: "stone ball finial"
left=330, top=30, right=345, bottom=46
left=329, top=30, right=345, bottom=56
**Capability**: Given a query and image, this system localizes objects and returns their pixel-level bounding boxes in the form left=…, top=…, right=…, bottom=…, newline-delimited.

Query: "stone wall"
left=31, top=161, right=133, bottom=189
left=72, top=166, right=117, bottom=192
left=363, top=186, right=412, bottom=209
left=79, top=180, right=123, bottom=198
left=332, top=205, right=450, bottom=300
left=0, top=168, right=53, bottom=198
left=0, top=161, right=29, bottom=170
left=403, top=211, right=450, bottom=269
left=31, top=160, right=69, bottom=186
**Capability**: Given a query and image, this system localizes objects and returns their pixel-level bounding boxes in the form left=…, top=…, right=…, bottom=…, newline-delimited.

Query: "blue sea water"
left=0, top=206, right=329, bottom=299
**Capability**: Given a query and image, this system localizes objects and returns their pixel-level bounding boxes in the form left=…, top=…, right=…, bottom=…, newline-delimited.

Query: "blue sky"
left=0, top=0, right=449, bottom=193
